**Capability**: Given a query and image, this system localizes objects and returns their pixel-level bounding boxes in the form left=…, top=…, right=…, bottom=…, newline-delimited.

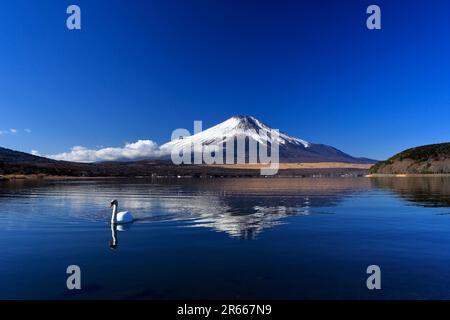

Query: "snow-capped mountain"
left=160, top=116, right=375, bottom=164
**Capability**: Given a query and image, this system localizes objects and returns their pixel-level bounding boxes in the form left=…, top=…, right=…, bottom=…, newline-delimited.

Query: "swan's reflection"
left=109, top=223, right=118, bottom=250
left=109, top=223, right=133, bottom=249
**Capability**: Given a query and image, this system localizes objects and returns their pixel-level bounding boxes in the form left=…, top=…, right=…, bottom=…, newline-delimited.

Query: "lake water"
left=1, top=177, right=450, bottom=299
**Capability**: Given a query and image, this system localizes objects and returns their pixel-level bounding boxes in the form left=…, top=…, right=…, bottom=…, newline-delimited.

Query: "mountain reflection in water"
left=0, top=178, right=371, bottom=239
left=3, top=177, right=450, bottom=299
left=3, top=177, right=450, bottom=239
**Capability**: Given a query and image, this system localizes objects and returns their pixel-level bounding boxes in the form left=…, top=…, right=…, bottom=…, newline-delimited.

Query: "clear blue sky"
left=0, top=0, right=449, bottom=160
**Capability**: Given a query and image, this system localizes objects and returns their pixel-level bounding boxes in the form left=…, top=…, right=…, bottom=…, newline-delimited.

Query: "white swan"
left=110, top=199, right=134, bottom=224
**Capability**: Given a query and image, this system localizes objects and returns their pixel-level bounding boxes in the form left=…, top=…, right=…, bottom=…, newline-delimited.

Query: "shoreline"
left=0, top=174, right=122, bottom=181
left=1, top=173, right=367, bottom=181
left=3, top=173, right=450, bottom=182
left=0, top=162, right=371, bottom=181
left=367, top=173, right=450, bottom=177
left=210, top=162, right=373, bottom=170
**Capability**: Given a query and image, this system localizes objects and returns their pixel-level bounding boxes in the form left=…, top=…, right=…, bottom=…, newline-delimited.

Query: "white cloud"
left=47, top=140, right=163, bottom=162
left=31, top=150, right=41, bottom=156
left=0, top=128, right=31, bottom=136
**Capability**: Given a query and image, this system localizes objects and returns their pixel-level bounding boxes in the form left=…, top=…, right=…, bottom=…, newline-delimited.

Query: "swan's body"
left=115, top=211, right=134, bottom=224
left=110, top=200, right=134, bottom=224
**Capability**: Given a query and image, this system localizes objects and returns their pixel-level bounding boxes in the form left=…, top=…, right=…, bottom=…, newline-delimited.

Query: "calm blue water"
left=1, top=177, right=450, bottom=299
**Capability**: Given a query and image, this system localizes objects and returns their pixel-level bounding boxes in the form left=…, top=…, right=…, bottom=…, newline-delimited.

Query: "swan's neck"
left=111, top=204, right=118, bottom=223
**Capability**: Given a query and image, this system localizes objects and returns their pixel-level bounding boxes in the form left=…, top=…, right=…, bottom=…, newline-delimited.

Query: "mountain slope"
left=370, top=143, right=450, bottom=174
left=160, top=116, right=375, bottom=164
left=0, top=147, right=58, bottom=164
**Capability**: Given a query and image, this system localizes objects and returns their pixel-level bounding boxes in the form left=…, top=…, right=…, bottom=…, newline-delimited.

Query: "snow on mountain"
left=160, top=115, right=309, bottom=152
left=160, top=115, right=375, bottom=164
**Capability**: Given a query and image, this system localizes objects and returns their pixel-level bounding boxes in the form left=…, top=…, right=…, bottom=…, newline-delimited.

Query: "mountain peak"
left=231, top=115, right=257, bottom=121
left=161, top=115, right=311, bottom=151
left=226, top=115, right=266, bottom=131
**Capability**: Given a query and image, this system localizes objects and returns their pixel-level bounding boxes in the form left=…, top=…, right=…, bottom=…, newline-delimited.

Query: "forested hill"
left=370, top=143, right=450, bottom=174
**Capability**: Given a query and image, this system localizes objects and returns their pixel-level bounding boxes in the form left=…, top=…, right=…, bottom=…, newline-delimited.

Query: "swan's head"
left=110, top=199, right=118, bottom=208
